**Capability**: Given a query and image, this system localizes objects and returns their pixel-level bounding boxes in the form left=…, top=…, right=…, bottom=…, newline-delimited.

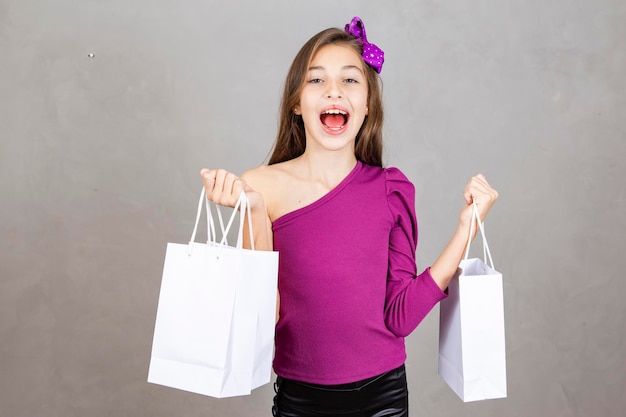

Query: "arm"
left=200, top=167, right=279, bottom=321
left=383, top=172, right=498, bottom=337
left=429, top=174, right=498, bottom=290
left=384, top=169, right=447, bottom=337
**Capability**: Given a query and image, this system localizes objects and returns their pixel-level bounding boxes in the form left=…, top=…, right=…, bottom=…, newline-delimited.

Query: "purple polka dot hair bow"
left=344, top=16, right=384, bottom=74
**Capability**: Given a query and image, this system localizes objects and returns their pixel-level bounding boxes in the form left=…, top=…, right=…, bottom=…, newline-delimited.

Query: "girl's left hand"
left=460, top=174, right=499, bottom=229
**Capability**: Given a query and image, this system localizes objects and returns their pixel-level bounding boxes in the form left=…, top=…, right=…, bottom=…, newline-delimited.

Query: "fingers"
left=463, top=173, right=498, bottom=206
left=200, top=168, right=246, bottom=208
left=461, top=174, right=498, bottom=226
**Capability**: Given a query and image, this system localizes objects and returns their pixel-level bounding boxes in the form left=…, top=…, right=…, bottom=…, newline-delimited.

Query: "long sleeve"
left=384, top=168, right=447, bottom=337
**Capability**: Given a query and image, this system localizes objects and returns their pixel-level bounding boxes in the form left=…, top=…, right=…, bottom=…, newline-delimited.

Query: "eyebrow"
left=308, top=65, right=364, bottom=73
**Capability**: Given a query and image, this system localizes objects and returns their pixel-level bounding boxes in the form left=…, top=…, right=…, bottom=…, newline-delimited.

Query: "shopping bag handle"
left=188, top=188, right=256, bottom=253
left=463, top=201, right=495, bottom=269
left=217, top=191, right=255, bottom=251
left=190, top=187, right=217, bottom=246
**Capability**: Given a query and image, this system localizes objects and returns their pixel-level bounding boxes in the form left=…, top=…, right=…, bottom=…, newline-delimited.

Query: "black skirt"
left=272, top=365, right=409, bottom=417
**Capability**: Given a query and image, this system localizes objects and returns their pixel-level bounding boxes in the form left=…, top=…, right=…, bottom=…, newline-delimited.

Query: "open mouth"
left=320, top=108, right=349, bottom=131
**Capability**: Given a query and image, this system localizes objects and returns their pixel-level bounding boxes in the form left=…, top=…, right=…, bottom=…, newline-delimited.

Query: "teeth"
left=323, top=109, right=347, bottom=115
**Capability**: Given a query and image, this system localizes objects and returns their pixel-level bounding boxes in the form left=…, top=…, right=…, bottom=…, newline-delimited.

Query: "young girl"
left=201, top=17, right=498, bottom=417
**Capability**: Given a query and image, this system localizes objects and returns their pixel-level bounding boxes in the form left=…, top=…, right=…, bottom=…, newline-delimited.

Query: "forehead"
left=309, top=44, right=365, bottom=71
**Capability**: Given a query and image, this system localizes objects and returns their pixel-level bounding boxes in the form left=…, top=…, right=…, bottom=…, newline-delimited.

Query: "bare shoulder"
left=241, top=163, right=291, bottom=189
left=240, top=162, right=298, bottom=221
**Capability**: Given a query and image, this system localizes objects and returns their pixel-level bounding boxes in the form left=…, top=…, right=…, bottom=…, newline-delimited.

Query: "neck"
left=294, top=150, right=358, bottom=188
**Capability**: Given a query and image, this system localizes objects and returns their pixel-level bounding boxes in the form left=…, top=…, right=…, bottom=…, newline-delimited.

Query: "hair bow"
left=344, top=16, right=384, bottom=74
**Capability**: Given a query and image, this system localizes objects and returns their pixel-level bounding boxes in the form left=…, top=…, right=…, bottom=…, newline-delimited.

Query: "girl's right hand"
left=201, top=168, right=272, bottom=253
left=200, top=168, right=247, bottom=207
left=200, top=168, right=263, bottom=212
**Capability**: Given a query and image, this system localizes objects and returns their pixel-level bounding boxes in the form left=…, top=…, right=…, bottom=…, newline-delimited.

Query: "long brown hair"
left=268, top=28, right=384, bottom=167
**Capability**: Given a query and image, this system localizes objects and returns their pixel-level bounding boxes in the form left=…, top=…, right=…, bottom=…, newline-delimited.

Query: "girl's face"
left=295, top=44, right=369, bottom=155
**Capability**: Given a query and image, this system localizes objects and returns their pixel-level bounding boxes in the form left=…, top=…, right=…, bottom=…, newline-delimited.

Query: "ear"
left=365, top=105, right=369, bottom=116
left=293, top=105, right=301, bottom=115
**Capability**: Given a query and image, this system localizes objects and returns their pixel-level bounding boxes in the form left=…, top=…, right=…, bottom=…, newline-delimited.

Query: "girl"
left=201, top=17, right=498, bottom=417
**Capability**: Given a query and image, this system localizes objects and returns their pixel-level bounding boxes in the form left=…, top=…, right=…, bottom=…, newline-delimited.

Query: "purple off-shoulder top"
left=271, top=161, right=447, bottom=385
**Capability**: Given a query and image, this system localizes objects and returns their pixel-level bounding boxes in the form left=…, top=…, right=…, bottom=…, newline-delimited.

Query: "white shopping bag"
left=438, top=202, right=507, bottom=402
left=148, top=189, right=279, bottom=398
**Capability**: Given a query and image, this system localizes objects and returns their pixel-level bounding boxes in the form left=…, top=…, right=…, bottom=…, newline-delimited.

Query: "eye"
left=345, top=78, right=360, bottom=84
left=308, top=78, right=323, bottom=84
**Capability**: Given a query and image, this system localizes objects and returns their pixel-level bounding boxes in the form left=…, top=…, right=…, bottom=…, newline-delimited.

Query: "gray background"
left=1, top=0, right=624, bottom=416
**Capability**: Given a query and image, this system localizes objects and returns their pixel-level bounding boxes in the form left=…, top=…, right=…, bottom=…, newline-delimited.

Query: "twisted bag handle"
left=188, top=188, right=255, bottom=256
left=463, top=201, right=495, bottom=270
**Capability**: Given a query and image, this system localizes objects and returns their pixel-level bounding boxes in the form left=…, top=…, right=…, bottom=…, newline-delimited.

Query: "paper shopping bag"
left=148, top=190, right=279, bottom=398
left=438, top=202, right=507, bottom=402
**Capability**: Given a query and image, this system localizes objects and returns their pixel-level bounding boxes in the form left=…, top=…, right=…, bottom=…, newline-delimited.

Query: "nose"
left=325, top=79, right=343, bottom=99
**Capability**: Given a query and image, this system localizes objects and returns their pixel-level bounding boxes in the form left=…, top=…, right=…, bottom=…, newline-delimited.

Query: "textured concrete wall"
left=1, top=0, right=624, bottom=416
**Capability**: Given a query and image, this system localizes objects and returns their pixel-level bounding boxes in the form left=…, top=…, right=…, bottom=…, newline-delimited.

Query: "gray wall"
left=1, top=0, right=624, bottom=416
